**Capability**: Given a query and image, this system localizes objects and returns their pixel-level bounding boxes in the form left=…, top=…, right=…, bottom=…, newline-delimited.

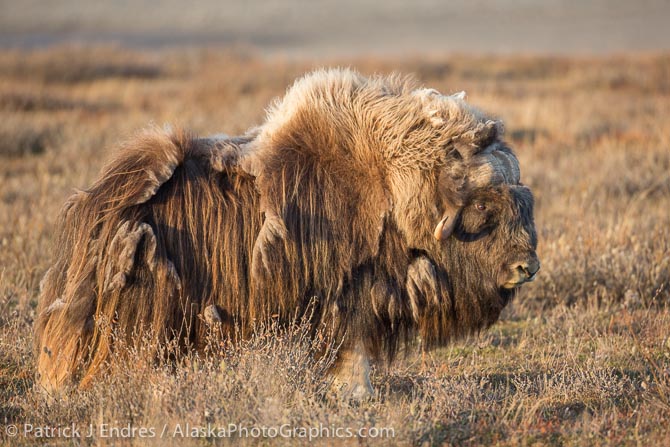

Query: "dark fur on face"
left=413, top=185, right=538, bottom=347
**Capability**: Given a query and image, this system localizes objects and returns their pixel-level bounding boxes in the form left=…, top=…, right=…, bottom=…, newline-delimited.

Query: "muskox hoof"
left=200, top=304, right=223, bottom=326
left=330, top=378, right=375, bottom=402
left=329, top=345, right=374, bottom=402
left=251, top=212, right=288, bottom=280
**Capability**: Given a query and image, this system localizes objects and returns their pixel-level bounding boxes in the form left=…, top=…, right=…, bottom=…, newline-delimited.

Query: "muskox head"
left=401, top=87, right=540, bottom=345
left=413, top=182, right=539, bottom=347
left=416, top=88, right=539, bottom=288
left=433, top=142, right=539, bottom=294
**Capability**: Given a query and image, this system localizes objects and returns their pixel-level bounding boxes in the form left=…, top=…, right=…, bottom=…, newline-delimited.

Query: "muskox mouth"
left=525, top=271, right=538, bottom=282
left=501, top=275, right=535, bottom=289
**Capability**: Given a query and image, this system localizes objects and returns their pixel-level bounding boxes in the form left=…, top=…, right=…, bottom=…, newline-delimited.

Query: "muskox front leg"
left=330, top=343, right=374, bottom=400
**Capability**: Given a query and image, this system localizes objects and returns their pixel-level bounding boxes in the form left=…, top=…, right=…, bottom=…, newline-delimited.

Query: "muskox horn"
left=434, top=144, right=519, bottom=242
left=434, top=205, right=461, bottom=241
left=469, top=144, right=520, bottom=187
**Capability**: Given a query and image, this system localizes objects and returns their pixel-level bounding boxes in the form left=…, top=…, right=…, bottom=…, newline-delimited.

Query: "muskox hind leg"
left=330, top=343, right=374, bottom=400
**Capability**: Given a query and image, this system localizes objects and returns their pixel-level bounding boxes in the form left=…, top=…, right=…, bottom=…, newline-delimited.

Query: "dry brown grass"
left=0, top=47, right=669, bottom=446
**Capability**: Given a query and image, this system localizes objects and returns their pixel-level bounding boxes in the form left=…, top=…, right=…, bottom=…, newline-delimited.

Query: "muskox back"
left=34, top=130, right=267, bottom=391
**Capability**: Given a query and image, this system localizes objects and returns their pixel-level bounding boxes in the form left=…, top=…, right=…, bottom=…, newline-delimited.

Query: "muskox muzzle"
left=502, top=255, right=541, bottom=289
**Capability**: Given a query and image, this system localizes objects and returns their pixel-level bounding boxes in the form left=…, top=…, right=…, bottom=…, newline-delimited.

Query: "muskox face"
left=445, top=183, right=539, bottom=296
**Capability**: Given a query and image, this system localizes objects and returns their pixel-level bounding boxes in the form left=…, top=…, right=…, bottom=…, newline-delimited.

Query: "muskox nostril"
left=513, top=259, right=540, bottom=281
left=527, top=258, right=540, bottom=276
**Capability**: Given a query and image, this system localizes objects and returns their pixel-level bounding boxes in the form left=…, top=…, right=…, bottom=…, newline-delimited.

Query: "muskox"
left=35, top=69, right=539, bottom=398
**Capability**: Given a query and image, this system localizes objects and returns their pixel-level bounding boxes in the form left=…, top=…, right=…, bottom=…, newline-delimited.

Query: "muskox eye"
left=475, top=203, right=487, bottom=211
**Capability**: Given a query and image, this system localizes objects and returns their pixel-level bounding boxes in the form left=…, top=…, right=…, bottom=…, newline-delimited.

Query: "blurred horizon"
left=1, top=0, right=669, bottom=57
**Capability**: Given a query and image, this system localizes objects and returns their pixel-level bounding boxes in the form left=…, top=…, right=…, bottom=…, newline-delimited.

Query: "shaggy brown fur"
left=34, top=69, right=538, bottom=393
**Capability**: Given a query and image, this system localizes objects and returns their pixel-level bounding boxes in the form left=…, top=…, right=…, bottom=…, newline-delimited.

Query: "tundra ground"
left=0, top=48, right=669, bottom=446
